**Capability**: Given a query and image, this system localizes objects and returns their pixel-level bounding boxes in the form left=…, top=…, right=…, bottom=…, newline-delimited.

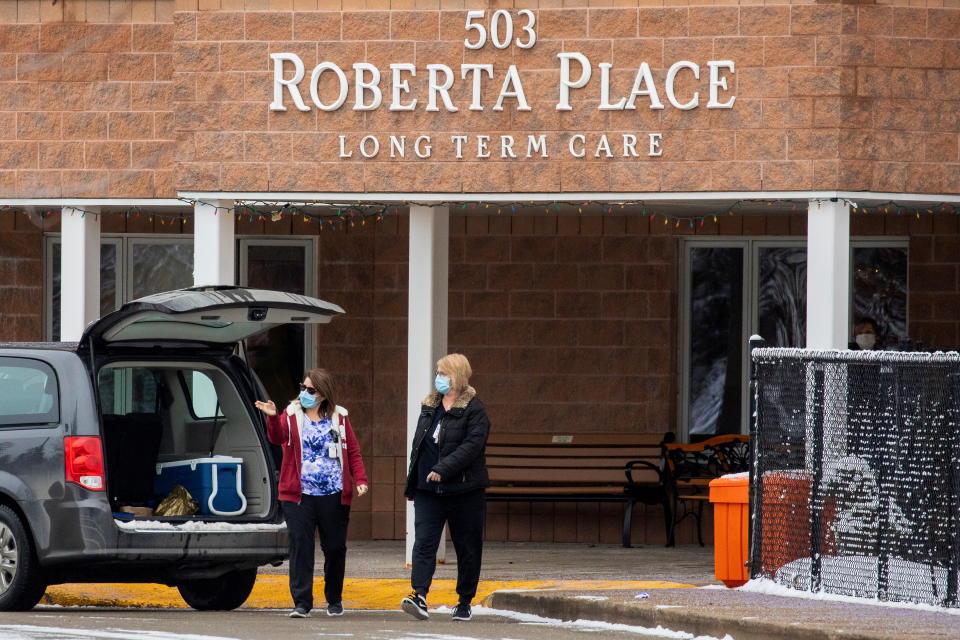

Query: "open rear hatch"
left=77, top=287, right=344, bottom=530
left=78, top=286, right=343, bottom=351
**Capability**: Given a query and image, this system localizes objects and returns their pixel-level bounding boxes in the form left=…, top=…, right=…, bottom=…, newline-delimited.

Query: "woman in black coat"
left=401, top=353, right=490, bottom=623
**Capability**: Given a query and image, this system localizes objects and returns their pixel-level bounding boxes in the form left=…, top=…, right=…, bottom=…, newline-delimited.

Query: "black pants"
left=282, top=493, right=350, bottom=611
left=411, top=489, right=485, bottom=605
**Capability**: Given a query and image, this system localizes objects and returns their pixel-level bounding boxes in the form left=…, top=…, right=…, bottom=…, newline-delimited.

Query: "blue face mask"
left=299, top=391, right=319, bottom=409
left=435, top=374, right=451, bottom=395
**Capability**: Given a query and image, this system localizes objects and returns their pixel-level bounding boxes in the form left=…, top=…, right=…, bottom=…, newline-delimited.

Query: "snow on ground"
left=772, top=555, right=951, bottom=608
left=0, top=626, right=239, bottom=640
left=733, top=577, right=960, bottom=615
left=470, top=605, right=735, bottom=640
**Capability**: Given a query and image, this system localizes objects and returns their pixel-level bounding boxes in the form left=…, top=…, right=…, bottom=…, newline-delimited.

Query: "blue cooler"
left=154, top=456, right=247, bottom=516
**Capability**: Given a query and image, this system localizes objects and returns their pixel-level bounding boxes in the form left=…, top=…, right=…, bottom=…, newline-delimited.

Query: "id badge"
left=327, top=442, right=338, bottom=458
left=432, top=422, right=441, bottom=443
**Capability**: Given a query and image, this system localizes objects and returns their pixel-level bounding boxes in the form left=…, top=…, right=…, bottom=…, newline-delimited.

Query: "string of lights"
left=1, top=197, right=957, bottom=231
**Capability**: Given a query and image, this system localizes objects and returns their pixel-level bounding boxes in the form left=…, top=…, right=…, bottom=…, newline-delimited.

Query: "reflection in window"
left=98, top=367, right=157, bottom=415
left=853, top=247, right=908, bottom=349
left=758, top=247, right=806, bottom=348
left=130, top=242, right=193, bottom=300
left=51, top=242, right=117, bottom=341
left=688, top=247, right=743, bottom=436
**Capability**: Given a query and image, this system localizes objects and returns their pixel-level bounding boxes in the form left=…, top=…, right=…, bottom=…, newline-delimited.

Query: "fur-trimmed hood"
left=421, top=385, right=477, bottom=410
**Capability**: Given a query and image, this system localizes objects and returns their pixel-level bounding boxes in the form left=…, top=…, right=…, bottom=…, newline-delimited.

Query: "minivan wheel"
left=177, top=567, right=257, bottom=611
left=0, top=505, right=46, bottom=611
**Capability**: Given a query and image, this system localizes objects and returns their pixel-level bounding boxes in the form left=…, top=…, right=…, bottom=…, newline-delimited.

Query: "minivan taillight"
left=64, top=436, right=105, bottom=491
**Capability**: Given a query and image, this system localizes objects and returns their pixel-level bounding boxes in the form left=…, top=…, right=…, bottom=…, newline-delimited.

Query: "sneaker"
left=401, top=592, right=429, bottom=620
left=288, top=607, right=310, bottom=618
left=326, top=602, right=344, bottom=616
left=451, top=603, right=472, bottom=621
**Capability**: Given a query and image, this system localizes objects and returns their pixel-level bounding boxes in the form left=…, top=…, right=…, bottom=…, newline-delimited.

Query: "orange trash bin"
left=709, top=473, right=749, bottom=588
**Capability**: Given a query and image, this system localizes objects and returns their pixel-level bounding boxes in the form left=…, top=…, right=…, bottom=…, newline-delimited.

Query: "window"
left=239, top=239, right=315, bottom=405
left=127, top=239, right=194, bottom=301
left=98, top=367, right=158, bottom=416
left=48, top=240, right=120, bottom=342
left=45, top=236, right=194, bottom=341
left=0, top=358, right=59, bottom=426
left=681, top=238, right=908, bottom=438
left=178, top=370, right=224, bottom=419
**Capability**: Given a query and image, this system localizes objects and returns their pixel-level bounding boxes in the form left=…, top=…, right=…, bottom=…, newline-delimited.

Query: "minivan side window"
left=0, top=358, right=60, bottom=426
left=178, top=370, right=224, bottom=420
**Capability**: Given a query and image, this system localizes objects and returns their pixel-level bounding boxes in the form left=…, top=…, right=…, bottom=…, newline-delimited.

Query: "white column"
left=406, top=205, right=449, bottom=565
left=193, top=199, right=235, bottom=287
left=60, top=206, right=101, bottom=342
left=805, top=198, right=850, bottom=349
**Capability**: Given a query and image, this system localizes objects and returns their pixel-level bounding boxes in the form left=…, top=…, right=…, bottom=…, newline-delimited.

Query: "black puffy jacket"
left=405, top=385, right=490, bottom=498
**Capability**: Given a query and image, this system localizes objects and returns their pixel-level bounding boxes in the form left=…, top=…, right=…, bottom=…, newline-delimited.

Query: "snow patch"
left=472, top=605, right=734, bottom=639
left=0, top=625, right=239, bottom=640
left=719, top=472, right=748, bottom=480
left=113, top=519, right=286, bottom=532
left=738, top=577, right=960, bottom=615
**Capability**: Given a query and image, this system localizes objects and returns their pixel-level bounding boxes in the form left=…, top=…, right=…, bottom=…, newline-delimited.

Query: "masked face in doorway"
left=854, top=333, right=877, bottom=350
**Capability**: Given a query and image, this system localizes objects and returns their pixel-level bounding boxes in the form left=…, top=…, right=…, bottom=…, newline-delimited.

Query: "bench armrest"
left=624, top=459, right=662, bottom=484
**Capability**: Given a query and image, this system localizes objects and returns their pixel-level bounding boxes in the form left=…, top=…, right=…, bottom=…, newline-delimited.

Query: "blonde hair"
left=437, top=353, right=472, bottom=393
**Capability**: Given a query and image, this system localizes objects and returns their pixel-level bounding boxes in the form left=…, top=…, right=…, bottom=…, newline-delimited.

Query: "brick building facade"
left=0, top=0, right=958, bottom=545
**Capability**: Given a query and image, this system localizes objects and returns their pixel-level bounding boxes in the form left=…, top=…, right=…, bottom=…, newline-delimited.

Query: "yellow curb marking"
left=44, top=577, right=692, bottom=610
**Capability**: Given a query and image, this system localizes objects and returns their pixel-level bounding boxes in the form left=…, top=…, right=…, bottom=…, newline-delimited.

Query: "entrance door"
left=681, top=238, right=907, bottom=439
left=238, top=239, right=315, bottom=405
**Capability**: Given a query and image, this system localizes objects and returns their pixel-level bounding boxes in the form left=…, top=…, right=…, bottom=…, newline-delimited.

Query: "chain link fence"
left=750, top=348, right=960, bottom=607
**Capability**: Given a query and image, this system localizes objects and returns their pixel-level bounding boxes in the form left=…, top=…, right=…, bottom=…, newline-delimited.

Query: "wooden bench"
left=662, top=434, right=750, bottom=547
left=485, top=433, right=669, bottom=548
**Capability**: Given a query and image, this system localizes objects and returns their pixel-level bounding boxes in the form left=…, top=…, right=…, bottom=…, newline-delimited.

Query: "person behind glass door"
left=850, top=317, right=881, bottom=351
left=254, top=368, right=368, bottom=618
left=401, top=353, right=491, bottom=623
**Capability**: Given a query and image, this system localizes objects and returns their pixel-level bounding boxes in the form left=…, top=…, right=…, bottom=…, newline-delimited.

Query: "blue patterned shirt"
left=300, top=416, right=343, bottom=496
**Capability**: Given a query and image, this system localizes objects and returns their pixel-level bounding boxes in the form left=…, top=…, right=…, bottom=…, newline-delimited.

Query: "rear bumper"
left=43, top=525, right=288, bottom=584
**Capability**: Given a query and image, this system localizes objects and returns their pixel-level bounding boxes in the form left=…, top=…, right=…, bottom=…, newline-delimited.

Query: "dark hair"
left=854, top=317, right=880, bottom=334
left=304, top=368, right=337, bottom=420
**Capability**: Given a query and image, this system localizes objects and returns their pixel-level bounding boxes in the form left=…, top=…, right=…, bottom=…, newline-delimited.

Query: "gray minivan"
left=0, top=286, right=343, bottom=611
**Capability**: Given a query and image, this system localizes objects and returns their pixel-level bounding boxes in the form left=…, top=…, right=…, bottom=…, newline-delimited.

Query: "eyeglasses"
left=299, top=384, right=318, bottom=395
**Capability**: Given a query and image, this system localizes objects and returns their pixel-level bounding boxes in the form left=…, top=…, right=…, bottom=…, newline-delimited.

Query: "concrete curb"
left=483, top=589, right=960, bottom=640
left=484, top=590, right=817, bottom=640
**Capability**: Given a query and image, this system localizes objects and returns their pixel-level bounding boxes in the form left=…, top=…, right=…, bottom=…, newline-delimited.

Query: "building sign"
left=269, top=11, right=736, bottom=161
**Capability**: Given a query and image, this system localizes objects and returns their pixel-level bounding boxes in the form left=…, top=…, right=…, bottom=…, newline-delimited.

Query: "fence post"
left=809, top=365, right=825, bottom=593
left=949, top=374, right=960, bottom=607
left=748, top=335, right=765, bottom=579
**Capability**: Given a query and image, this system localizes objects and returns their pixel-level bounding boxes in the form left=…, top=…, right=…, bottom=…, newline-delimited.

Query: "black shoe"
left=288, top=606, right=310, bottom=618
left=326, top=602, right=344, bottom=616
left=401, top=592, right=429, bottom=620
left=451, top=603, right=472, bottom=621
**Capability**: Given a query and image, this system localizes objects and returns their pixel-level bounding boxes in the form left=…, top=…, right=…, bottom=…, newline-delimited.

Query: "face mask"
left=299, top=390, right=319, bottom=408
left=435, top=374, right=451, bottom=395
left=855, top=333, right=876, bottom=350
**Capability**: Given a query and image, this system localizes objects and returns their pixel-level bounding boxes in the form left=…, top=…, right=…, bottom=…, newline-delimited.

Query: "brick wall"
left=0, top=211, right=43, bottom=341
left=172, top=5, right=960, bottom=195
left=0, top=1, right=175, bottom=198
left=0, top=3, right=956, bottom=197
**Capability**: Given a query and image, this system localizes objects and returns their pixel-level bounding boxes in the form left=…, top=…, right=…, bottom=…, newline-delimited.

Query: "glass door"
left=754, top=243, right=807, bottom=348
left=238, top=239, right=315, bottom=406
left=685, top=245, right=746, bottom=437
left=681, top=238, right=907, bottom=439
